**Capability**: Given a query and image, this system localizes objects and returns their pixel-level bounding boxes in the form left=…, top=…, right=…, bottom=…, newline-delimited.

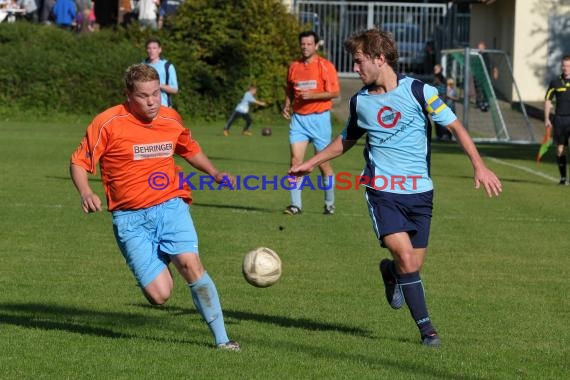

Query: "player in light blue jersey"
left=289, top=28, right=502, bottom=347
left=144, top=38, right=178, bottom=107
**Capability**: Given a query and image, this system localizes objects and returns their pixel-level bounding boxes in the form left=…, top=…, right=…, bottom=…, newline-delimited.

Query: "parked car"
left=383, top=23, right=431, bottom=74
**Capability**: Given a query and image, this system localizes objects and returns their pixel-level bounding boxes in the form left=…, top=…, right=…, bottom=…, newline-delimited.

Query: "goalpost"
left=441, top=48, right=535, bottom=143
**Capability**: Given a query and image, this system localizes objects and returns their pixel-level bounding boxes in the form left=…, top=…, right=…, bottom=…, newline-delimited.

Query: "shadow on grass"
left=225, top=309, right=373, bottom=338
left=2, top=302, right=372, bottom=340
left=208, top=155, right=285, bottom=166
left=0, top=302, right=206, bottom=346
left=191, top=202, right=276, bottom=213
left=134, top=304, right=373, bottom=338
left=246, top=336, right=484, bottom=380
left=46, top=175, right=102, bottom=183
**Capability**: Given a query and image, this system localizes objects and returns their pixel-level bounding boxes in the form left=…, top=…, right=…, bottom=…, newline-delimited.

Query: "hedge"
left=0, top=0, right=303, bottom=120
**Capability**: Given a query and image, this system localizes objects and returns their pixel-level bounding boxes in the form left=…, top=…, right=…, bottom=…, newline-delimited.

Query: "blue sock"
left=290, top=187, right=302, bottom=209
left=396, top=271, right=435, bottom=336
left=189, top=272, right=229, bottom=345
left=323, top=175, right=335, bottom=206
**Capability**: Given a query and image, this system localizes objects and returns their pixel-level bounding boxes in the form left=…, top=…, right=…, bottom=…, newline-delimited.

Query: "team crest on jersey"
left=133, top=141, right=173, bottom=160
left=377, top=106, right=401, bottom=129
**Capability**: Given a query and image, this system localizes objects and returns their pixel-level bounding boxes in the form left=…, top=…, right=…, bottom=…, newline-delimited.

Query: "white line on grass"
left=485, top=156, right=559, bottom=183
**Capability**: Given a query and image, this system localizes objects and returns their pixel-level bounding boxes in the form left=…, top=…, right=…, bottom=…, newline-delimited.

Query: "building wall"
left=470, top=0, right=567, bottom=103
left=512, top=0, right=551, bottom=102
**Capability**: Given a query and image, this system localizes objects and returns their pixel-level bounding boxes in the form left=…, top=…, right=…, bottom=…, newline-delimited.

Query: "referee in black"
left=545, top=55, right=570, bottom=185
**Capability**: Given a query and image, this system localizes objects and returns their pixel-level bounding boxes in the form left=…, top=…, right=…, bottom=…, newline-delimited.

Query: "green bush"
left=0, top=0, right=302, bottom=120
left=0, top=23, right=141, bottom=117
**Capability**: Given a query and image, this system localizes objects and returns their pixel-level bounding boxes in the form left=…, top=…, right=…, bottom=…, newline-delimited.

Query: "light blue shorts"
left=289, top=111, right=332, bottom=152
left=112, top=197, right=198, bottom=288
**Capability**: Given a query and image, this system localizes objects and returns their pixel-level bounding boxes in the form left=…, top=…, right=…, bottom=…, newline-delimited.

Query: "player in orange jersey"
left=282, top=31, right=340, bottom=216
left=70, top=64, right=240, bottom=351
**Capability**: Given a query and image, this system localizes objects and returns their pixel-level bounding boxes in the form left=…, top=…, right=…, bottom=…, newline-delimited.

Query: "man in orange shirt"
left=70, top=64, right=240, bottom=351
left=282, top=31, right=340, bottom=215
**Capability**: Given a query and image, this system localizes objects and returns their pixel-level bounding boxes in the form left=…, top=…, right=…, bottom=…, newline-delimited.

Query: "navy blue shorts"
left=553, top=115, right=570, bottom=146
left=365, top=188, right=433, bottom=248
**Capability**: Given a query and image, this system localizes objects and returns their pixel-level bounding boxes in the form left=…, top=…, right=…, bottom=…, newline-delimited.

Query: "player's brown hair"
left=344, top=28, right=399, bottom=69
left=124, top=64, right=159, bottom=93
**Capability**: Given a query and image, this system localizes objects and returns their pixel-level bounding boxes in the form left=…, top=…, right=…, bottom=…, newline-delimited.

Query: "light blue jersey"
left=341, top=75, right=457, bottom=194
left=235, top=91, right=256, bottom=113
left=144, top=58, right=178, bottom=107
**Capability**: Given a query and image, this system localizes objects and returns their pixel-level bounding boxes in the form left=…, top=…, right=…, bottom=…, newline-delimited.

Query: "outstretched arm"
left=184, top=152, right=236, bottom=188
left=289, top=136, right=357, bottom=176
left=70, top=164, right=103, bottom=213
left=446, top=120, right=502, bottom=197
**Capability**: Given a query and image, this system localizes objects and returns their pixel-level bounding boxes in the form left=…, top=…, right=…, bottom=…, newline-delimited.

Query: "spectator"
left=18, top=0, right=38, bottom=22
left=52, top=0, right=76, bottom=29
left=432, top=64, right=452, bottom=141
left=446, top=78, right=459, bottom=113
left=75, top=0, right=90, bottom=32
left=138, top=0, right=159, bottom=30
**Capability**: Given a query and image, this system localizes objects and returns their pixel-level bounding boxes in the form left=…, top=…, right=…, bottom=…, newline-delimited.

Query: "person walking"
left=545, top=54, right=570, bottom=185
left=282, top=30, right=340, bottom=216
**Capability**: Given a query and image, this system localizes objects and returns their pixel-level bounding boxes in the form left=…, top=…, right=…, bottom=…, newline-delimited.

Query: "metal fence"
left=294, top=1, right=470, bottom=77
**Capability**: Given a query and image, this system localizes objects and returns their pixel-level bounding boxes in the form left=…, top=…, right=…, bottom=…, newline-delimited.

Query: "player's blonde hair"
left=344, top=28, right=399, bottom=69
left=124, top=64, right=159, bottom=93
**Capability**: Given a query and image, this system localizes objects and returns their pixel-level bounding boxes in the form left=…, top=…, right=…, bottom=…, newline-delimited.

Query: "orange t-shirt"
left=287, top=56, right=340, bottom=115
left=70, top=104, right=201, bottom=211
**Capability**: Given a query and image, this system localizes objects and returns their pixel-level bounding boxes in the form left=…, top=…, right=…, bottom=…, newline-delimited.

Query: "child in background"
left=446, top=78, right=459, bottom=113
left=223, top=85, right=266, bottom=136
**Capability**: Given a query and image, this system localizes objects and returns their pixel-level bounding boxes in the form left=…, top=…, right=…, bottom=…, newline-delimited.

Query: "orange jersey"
left=287, top=56, right=340, bottom=115
left=70, top=104, right=201, bottom=211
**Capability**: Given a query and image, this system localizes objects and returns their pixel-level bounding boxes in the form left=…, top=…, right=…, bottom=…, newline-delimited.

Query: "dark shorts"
left=553, top=115, right=570, bottom=146
left=365, top=188, right=433, bottom=248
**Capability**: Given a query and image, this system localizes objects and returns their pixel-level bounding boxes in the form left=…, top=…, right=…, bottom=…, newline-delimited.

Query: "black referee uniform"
left=545, top=74, right=570, bottom=182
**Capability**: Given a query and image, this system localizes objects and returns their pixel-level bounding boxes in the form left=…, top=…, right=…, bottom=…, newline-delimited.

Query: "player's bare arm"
left=544, top=100, right=553, bottom=128
left=298, top=89, right=340, bottom=101
left=289, top=136, right=357, bottom=176
left=282, top=88, right=294, bottom=119
left=160, top=84, right=178, bottom=95
left=70, top=164, right=103, bottom=213
left=447, top=120, right=502, bottom=197
left=185, top=151, right=236, bottom=188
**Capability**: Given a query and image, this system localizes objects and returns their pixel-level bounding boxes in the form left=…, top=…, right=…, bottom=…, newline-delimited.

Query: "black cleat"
left=421, top=331, right=441, bottom=347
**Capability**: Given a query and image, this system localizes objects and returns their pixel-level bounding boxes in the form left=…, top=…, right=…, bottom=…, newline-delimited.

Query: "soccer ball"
left=242, top=247, right=282, bottom=288
left=261, top=127, right=272, bottom=136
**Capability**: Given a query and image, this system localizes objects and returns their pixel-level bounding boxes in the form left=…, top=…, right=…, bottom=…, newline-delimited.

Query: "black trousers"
left=224, top=111, right=252, bottom=131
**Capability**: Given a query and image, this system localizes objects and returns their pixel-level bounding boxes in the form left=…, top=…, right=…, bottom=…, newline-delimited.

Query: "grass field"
left=0, top=116, right=568, bottom=379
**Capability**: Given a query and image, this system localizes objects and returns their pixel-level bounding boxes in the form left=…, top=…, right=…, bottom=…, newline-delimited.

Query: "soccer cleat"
left=323, top=204, right=335, bottom=215
left=223, top=130, right=230, bottom=137
left=379, top=259, right=403, bottom=309
left=421, top=331, right=441, bottom=347
left=283, top=205, right=302, bottom=215
left=559, top=177, right=567, bottom=185
left=242, top=130, right=252, bottom=136
left=217, top=341, right=241, bottom=351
